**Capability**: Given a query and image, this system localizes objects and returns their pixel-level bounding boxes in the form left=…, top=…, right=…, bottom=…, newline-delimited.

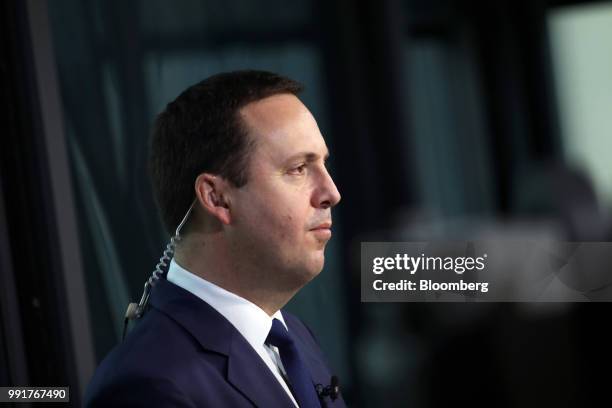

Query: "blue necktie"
left=266, top=319, right=321, bottom=408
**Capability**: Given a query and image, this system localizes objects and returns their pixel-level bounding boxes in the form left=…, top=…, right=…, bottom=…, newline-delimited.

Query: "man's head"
left=150, top=70, right=303, bottom=234
left=150, top=70, right=341, bottom=290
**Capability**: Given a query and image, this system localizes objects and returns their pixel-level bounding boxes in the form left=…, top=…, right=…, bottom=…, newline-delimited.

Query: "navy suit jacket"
left=85, top=278, right=347, bottom=407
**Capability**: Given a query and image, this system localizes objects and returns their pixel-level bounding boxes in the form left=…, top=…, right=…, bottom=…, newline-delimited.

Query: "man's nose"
left=313, top=168, right=341, bottom=209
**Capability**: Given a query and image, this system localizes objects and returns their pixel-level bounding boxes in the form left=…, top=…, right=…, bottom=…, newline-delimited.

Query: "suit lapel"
left=150, top=279, right=296, bottom=407
left=290, top=326, right=333, bottom=392
left=285, top=314, right=346, bottom=407
left=227, top=333, right=297, bottom=407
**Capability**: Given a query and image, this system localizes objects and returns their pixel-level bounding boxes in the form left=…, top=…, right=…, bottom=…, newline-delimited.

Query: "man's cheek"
left=276, top=213, right=294, bottom=240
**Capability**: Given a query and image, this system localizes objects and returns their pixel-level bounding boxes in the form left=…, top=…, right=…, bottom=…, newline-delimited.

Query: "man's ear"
left=194, top=173, right=232, bottom=225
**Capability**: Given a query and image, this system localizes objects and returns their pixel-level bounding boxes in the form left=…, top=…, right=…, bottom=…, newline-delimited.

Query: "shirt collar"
left=166, top=258, right=287, bottom=349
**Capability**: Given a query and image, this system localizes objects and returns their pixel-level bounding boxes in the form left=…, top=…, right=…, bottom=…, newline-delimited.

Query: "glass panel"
left=404, top=38, right=494, bottom=218
left=549, top=3, right=612, bottom=207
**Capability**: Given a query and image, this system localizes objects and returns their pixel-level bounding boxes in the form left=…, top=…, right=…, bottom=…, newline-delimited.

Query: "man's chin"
left=293, top=254, right=325, bottom=284
left=307, top=253, right=325, bottom=278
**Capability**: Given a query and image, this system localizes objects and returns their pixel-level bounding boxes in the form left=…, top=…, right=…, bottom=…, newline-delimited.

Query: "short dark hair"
left=149, top=70, right=303, bottom=235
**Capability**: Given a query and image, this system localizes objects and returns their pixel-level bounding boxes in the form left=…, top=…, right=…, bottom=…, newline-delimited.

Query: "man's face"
left=227, top=93, right=341, bottom=288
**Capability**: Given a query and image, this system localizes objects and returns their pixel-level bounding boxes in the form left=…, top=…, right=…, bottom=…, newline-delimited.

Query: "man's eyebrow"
left=285, top=151, right=330, bottom=163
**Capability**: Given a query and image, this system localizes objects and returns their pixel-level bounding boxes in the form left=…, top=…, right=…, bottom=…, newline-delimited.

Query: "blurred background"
left=2, top=0, right=612, bottom=406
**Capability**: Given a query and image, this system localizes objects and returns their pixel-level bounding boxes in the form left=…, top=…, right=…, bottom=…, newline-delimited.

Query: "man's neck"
left=174, top=235, right=299, bottom=316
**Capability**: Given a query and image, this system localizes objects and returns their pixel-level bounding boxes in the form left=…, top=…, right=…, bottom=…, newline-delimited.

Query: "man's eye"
left=289, top=164, right=307, bottom=175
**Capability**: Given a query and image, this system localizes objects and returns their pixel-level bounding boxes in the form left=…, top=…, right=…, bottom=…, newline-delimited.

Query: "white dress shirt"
left=166, top=259, right=299, bottom=407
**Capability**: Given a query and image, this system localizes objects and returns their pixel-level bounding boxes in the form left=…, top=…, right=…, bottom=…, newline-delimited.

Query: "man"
left=85, top=70, right=346, bottom=407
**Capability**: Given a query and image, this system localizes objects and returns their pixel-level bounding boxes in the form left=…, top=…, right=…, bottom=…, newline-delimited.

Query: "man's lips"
left=310, top=222, right=332, bottom=240
left=310, top=221, right=332, bottom=230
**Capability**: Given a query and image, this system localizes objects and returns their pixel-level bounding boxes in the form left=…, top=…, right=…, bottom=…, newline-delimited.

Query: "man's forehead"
left=240, top=94, right=328, bottom=160
left=255, top=132, right=329, bottom=165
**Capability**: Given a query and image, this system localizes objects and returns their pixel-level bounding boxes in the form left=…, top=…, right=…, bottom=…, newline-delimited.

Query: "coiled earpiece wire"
left=122, top=199, right=197, bottom=340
